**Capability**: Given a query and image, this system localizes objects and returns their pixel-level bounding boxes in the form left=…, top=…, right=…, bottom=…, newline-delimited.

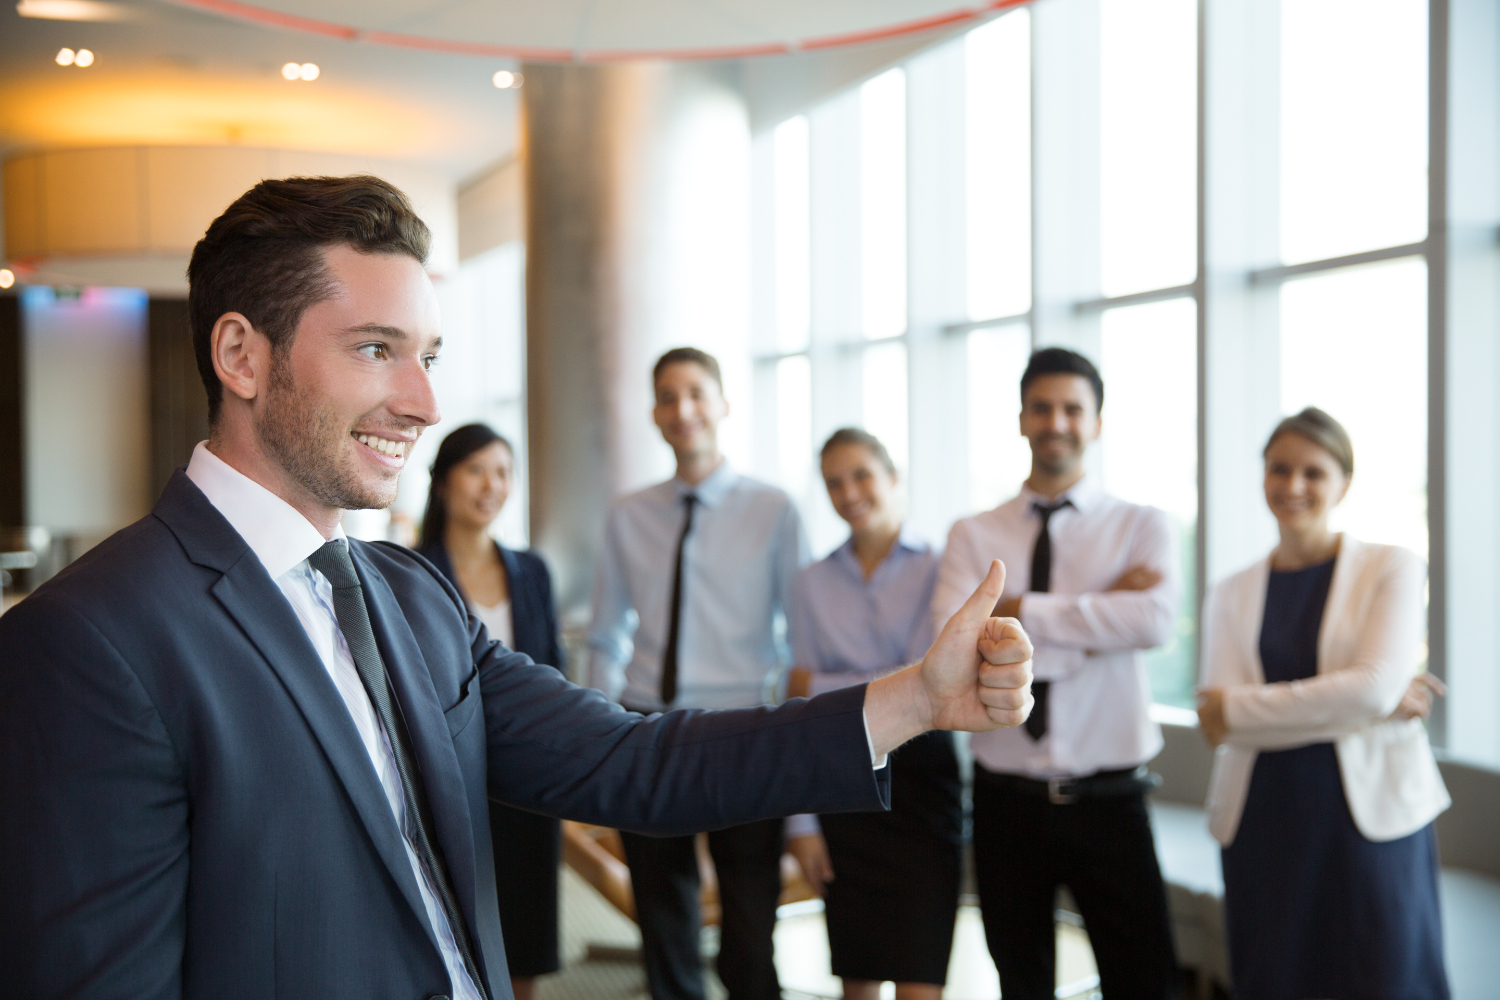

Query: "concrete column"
left=522, top=61, right=751, bottom=613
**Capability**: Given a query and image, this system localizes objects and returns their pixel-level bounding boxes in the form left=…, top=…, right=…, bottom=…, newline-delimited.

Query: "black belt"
left=975, top=764, right=1161, bottom=805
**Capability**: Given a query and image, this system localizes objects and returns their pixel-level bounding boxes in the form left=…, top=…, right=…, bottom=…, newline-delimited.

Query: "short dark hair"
left=820, top=427, right=896, bottom=475
left=1264, top=406, right=1354, bottom=478
left=1020, top=347, right=1104, bottom=412
left=188, top=175, right=432, bottom=423
left=652, top=347, right=723, bottom=393
left=418, top=423, right=514, bottom=548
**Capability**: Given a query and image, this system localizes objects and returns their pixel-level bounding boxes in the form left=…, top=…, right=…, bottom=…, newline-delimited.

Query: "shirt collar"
left=831, top=523, right=930, bottom=577
left=1017, top=473, right=1102, bottom=515
left=185, top=441, right=345, bottom=580
left=674, top=459, right=738, bottom=509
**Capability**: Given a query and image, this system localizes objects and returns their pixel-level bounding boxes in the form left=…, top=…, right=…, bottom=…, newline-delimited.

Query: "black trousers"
left=972, top=768, right=1179, bottom=1000
left=619, top=818, right=784, bottom=1000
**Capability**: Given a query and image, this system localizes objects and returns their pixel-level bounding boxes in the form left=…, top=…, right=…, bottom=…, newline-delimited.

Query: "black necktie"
left=308, top=540, right=489, bottom=1000
left=660, top=494, right=697, bottom=707
left=1025, top=499, right=1072, bottom=742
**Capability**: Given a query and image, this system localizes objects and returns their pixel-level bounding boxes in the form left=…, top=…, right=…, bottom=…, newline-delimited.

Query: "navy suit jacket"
left=415, top=542, right=563, bottom=676
left=0, top=472, right=888, bottom=1000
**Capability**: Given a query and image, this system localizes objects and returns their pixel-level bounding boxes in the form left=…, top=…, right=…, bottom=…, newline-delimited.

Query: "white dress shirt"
left=185, top=443, right=482, bottom=1000
left=933, top=476, right=1179, bottom=779
left=471, top=599, right=514, bottom=649
left=588, top=461, right=809, bottom=711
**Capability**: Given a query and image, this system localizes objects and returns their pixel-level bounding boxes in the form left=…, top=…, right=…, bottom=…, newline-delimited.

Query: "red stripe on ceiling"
left=798, top=7, right=982, bottom=51
left=162, top=0, right=1034, bottom=61
left=162, top=0, right=357, bottom=39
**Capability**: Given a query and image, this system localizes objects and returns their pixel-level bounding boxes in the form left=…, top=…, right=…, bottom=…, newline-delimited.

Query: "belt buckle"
left=1048, top=777, right=1078, bottom=805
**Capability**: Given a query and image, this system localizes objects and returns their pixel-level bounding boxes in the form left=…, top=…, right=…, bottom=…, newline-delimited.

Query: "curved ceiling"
left=164, top=0, right=1029, bottom=61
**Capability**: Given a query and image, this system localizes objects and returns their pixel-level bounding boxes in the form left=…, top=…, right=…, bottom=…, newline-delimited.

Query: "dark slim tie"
left=659, top=494, right=697, bottom=707
left=1025, top=499, right=1073, bottom=742
left=308, top=540, right=489, bottom=1000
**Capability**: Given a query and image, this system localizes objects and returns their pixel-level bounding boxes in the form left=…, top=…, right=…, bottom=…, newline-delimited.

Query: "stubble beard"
left=257, top=354, right=398, bottom=512
left=1031, top=434, right=1083, bottom=478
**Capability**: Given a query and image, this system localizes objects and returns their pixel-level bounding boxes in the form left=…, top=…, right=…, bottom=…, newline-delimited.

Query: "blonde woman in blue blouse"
left=785, top=429, right=961, bottom=1000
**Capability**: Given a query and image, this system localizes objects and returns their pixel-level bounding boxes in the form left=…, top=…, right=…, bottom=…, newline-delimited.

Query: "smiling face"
left=1019, top=372, right=1101, bottom=477
left=821, top=442, right=899, bottom=535
left=1263, top=431, right=1350, bottom=534
left=254, top=244, right=442, bottom=512
left=441, top=440, right=514, bottom=533
left=652, top=361, right=728, bottom=461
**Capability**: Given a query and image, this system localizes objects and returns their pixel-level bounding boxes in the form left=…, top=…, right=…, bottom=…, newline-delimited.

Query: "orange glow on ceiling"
left=0, top=72, right=465, bottom=157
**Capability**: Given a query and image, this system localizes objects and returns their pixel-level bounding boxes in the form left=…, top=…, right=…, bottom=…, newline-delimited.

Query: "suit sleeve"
left=0, top=595, right=189, bottom=1000
left=1222, top=549, right=1425, bottom=747
left=475, top=624, right=889, bottom=835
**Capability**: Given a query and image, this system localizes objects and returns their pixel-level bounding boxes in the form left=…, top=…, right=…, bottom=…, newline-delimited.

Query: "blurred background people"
left=784, top=428, right=961, bottom=1000
left=933, top=347, right=1180, bottom=1000
left=1197, top=407, right=1451, bottom=1000
left=416, top=422, right=566, bottom=1000
left=588, top=347, right=809, bottom=1000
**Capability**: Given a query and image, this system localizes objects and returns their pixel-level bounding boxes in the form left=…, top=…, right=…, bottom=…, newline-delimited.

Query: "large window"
left=751, top=0, right=1496, bottom=762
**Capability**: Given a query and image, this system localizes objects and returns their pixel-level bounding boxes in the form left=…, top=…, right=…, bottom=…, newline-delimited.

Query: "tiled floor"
left=536, top=867, right=1100, bottom=1000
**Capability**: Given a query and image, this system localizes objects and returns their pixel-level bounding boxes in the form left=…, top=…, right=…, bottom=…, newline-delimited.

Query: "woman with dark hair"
left=1198, top=407, right=1451, bottom=1000
left=416, top=422, right=565, bottom=1000
left=784, top=428, right=961, bottom=1000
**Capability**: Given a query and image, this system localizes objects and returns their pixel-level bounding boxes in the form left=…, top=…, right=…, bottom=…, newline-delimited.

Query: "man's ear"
left=211, top=312, right=268, bottom=404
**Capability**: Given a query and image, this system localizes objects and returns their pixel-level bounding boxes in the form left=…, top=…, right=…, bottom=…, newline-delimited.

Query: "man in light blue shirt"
left=588, top=347, right=809, bottom=1000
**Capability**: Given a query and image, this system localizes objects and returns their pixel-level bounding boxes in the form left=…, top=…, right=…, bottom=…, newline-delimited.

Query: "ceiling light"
left=492, top=70, right=522, bottom=89
left=56, top=47, right=75, bottom=65
left=0, top=269, right=13, bottom=289
left=299, top=62, right=319, bottom=80
left=281, top=62, right=301, bottom=80
left=74, top=47, right=94, bottom=66
left=18, top=0, right=137, bottom=21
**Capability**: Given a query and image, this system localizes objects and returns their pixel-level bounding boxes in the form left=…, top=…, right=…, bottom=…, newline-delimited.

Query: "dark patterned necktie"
left=308, top=539, right=489, bottom=1000
left=660, top=494, right=697, bottom=706
left=1025, top=499, right=1073, bottom=742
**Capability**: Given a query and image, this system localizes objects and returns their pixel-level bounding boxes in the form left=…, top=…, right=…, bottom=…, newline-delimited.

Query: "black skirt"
left=818, top=729, right=963, bottom=985
left=1222, top=742, right=1449, bottom=1000
left=489, top=799, right=562, bottom=977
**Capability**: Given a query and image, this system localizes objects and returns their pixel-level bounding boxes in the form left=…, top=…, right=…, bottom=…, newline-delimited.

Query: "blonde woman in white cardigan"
left=1197, top=407, right=1451, bottom=1000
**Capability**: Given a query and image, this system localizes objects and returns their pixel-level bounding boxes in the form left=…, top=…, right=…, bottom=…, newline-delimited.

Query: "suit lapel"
left=497, top=544, right=531, bottom=652
left=1317, top=534, right=1360, bottom=675
left=152, top=472, right=442, bottom=954
left=352, top=544, right=487, bottom=981
left=208, top=559, right=442, bottom=953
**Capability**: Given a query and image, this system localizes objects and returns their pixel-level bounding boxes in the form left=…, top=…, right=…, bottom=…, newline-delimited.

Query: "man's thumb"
left=952, top=559, right=1007, bottom=629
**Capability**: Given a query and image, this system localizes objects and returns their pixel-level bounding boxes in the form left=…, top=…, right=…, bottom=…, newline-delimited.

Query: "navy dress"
left=1221, top=560, right=1449, bottom=1000
left=419, top=542, right=567, bottom=978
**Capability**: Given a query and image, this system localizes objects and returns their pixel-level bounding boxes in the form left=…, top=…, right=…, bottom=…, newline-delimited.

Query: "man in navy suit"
left=0, top=175, right=1033, bottom=1000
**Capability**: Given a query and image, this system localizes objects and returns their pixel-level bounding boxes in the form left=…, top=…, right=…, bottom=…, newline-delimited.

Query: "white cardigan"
left=1200, top=535, right=1449, bottom=845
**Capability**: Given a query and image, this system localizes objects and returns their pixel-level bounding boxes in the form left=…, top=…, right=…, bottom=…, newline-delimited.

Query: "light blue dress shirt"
left=786, top=525, right=939, bottom=836
left=588, top=461, right=809, bottom=711
left=790, top=526, right=940, bottom=696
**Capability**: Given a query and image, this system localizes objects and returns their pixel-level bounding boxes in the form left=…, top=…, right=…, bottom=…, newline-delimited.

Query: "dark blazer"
left=0, top=472, right=887, bottom=1000
left=415, top=541, right=564, bottom=676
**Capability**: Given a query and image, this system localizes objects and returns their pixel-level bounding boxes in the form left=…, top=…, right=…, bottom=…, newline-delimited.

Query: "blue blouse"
left=790, top=527, right=940, bottom=696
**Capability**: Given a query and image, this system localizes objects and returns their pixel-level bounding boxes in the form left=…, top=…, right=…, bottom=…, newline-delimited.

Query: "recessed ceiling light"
left=299, top=62, right=319, bottom=80
left=0, top=269, right=14, bottom=290
left=19, top=0, right=136, bottom=21
left=74, top=47, right=94, bottom=66
left=492, top=70, right=522, bottom=89
left=282, top=62, right=301, bottom=80
left=56, top=47, right=75, bottom=65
